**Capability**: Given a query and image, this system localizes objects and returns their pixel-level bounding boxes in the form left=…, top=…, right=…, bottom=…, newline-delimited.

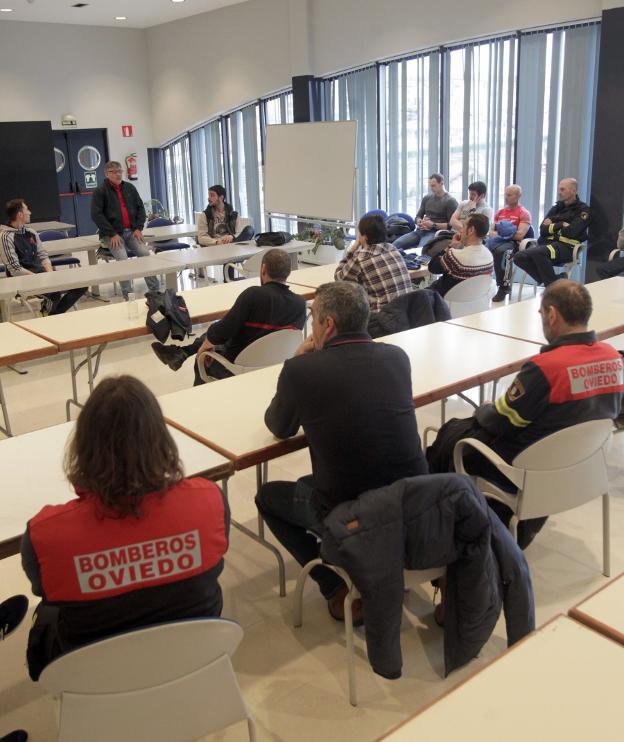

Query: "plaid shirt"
left=334, top=242, right=413, bottom=312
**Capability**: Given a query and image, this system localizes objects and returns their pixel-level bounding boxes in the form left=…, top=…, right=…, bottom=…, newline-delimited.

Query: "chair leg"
left=517, top=272, right=526, bottom=302
left=602, top=493, right=611, bottom=577
left=247, top=714, right=258, bottom=742
left=343, top=586, right=358, bottom=707
left=293, top=558, right=324, bottom=628
left=509, top=514, right=518, bottom=543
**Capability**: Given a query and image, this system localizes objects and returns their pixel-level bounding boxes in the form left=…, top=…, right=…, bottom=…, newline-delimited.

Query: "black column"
left=292, top=75, right=322, bottom=122
left=587, top=7, right=624, bottom=280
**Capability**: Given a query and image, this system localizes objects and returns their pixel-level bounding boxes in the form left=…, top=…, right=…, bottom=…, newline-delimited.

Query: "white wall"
left=0, top=21, right=154, bottom=201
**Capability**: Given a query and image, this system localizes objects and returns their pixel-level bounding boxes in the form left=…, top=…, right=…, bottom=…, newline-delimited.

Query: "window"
left=516, top=23, right=600, bottom=224
left=163, top=136, right=193, bottom=224
left=189, top=120, right=224, bottom=215
left=443, top=37, right=517, bottom=209
left=264, top=92, right=294, bottom=126
left=227, top=104, right=263, bottom=231
left=380, top=52, right=441, bottom=216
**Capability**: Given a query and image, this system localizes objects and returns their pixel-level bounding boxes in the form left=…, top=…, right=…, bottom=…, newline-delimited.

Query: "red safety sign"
left=122, top=125, right=134, bottom=137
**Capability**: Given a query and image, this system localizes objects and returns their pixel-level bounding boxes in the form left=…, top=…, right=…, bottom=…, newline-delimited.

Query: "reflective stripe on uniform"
left=495, top=395, right=531, bottom=428
left=558, top=235, right=581, bottom=247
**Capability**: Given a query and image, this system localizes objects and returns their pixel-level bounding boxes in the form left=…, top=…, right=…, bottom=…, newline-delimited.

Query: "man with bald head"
left=487, top=184, right=532, bottom=302
left=513, top=178, right=590, bottom=289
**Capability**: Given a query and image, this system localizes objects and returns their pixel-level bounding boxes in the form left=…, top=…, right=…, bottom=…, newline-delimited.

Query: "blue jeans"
left=393, top=227, right=438, bottom=251
left=255, top=476, right=345, bottom=599
left=100, top=229, right=160, bottom=297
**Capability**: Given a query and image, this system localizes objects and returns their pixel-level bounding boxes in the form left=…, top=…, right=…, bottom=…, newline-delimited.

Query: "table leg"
left=0, top=373, right=13, bottom=437
left=66, top=344, right=108, bottom=420
left=0, top=298, right=12, bottom=322
left=165, top=271, right=178, bottom=291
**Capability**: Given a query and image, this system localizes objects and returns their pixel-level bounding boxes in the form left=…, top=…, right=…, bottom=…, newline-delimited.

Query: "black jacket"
left=321, top=473, right=535, bottom=679
left=538, top=196, right=590, bottom=247
left=367, top=289, right=451, bottom=338
left=207, top=281, right=306, bottom=362
left=91, top=179, right=146, bottom=237
left=265, top=333, right=428, bottom=512
left=203, top=202, right=239, bottom=237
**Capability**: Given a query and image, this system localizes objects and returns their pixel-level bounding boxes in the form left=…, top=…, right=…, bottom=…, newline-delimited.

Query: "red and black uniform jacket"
left=206, top=280, right=307, bottom=361
left=21, top=478, right=229, bottom=650
left=476, top=331, right=624, bottom=462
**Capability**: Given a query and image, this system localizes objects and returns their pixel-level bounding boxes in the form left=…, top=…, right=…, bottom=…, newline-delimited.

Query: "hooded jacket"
left=0, top=224, right=49, bottom=276
left=321, top=473, right=535, bottom=679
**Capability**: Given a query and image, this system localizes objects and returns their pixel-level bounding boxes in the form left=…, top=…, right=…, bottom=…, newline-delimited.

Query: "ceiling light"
left=171, top=1, right=186, bottom=4
left=115, top=16, right=127, bottom=21
left=0, top=8, right=14, bottom=12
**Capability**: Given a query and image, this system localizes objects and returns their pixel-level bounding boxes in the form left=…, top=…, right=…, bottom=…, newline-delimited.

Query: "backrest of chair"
left=147, top=217, right=174, bottom=228
left=235, top=329, right=303, bottom=368
left=444, top=274, right=492, bottom=318
left=238, top=216, right=252, bottom=230
left=39, top=618, right=243, bottom=695
left=512, top=419, right=613, bottom=519
left=39, top=230, right=66, bottom=242
left=363, top=208, right=388, bottom=220
left=239, top=250, right=265, bottom=278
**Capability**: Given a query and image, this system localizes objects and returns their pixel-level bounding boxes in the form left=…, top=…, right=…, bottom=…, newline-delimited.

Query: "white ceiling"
left=0, top=0, right=248, bottom=29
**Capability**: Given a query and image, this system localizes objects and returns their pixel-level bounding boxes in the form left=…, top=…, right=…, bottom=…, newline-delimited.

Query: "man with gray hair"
left=513, top=178, right=590, bottom=288
left=91, top=160, right=160, bottom=298
left=256, top=281, right=428, bottom=624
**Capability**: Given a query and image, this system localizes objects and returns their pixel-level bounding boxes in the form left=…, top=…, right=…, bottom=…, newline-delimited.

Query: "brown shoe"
left=328, top=586, right=364, bottom=627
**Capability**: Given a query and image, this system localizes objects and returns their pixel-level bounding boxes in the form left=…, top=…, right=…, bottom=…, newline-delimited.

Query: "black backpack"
left=255, top=231, right=292, bottom=247
left=145, top=289, right=193, bottom=343
left=385, top=215, right=412, bottom=242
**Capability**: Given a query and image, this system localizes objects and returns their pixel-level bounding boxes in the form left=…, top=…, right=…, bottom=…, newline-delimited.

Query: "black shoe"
left=0, top=595, right=29, bottom=640
left=492, top=285, right=510, bottom=302
left=0, top=731, right=28, bottom=742
left=151, top=342, right=187, bottom=371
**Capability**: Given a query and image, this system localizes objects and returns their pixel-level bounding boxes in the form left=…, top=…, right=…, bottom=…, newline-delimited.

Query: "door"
left=53, top=129, right=108, bottom=236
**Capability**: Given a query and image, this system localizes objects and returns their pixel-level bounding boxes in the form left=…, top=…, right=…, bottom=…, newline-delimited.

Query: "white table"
left=449, top=276, right=624, bottom=344
left=380, top=615, right=624, bottom=741
left=0, top=324, right=57, bottom=437
left=569, top=572, right=624, bottom=645
left=0, top=255, right=179, bottom=320
left=30, top=221, right=75, bottom=233
left=142, top=223, right=198, bottom=242
left=42, top=235, right=100, bottom=258
left=0, top=421, right=233, bottom=560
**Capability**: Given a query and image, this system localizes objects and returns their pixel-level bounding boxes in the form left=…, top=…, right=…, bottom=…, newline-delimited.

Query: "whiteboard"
left=264, top=121, right=357, bottom=223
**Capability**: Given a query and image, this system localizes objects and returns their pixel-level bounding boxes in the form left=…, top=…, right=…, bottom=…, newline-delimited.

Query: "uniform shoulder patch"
left=581, top=212, right=589, bottom=220
left=507, top=378, right=526, bottom=402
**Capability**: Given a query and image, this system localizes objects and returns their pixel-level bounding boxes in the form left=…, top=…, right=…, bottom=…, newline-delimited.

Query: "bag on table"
left=254, top=231, right=292, bottom=247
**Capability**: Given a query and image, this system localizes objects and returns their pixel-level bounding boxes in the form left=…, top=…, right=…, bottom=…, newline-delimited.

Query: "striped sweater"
left=428, top=243, right=493, bottom=297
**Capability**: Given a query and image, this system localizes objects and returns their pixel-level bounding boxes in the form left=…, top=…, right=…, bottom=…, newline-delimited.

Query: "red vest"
left=28, top=478, right=227, bottom=602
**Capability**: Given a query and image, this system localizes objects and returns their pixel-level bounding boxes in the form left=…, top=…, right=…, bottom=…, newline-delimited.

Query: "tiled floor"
left=1, top=276, right=623, bottom=741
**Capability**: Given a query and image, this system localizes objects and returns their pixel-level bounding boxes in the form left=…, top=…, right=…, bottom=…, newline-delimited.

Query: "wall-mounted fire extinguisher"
left=125, top=153, right=138, bottom=181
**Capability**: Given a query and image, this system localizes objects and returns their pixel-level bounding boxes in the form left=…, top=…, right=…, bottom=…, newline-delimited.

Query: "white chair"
left=453, top=418, right=614, bottom=576
left=224, top=244, right=264, bottom=283
left=293, top=561, right=445, bottom=706
left=197, top=328, right=302, bottom=381
left=38, top=618, right=257, bottom=742
left=512, top=238, right=587, bottom=302
left=444, top=274, right=492, bottom=318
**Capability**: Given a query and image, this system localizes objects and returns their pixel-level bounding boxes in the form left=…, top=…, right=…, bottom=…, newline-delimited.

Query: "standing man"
left=0, top=199, right=86, bottom=315
left=196, top=185, right=254, bottom=246
left=487, top=184, right=533, bottom=302
left=513, top=178, right=590, bottom=289
left=91, top=161, right=160, bottom=299
left=392, top=174, right=458, bottom=251
left=449, top=181, right=494, bottom=233
left=255, top=281, right=428, bottom=621
left=334, top=214, right=414, bottom=312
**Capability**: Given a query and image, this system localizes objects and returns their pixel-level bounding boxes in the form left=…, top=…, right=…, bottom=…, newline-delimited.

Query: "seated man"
left=91, top=161, right=160, bottom=299
left=1, top=594, right=29, bottom=742
left=427, top=213, right=493, bottom=296
left=392, top=173, right=458, bottom=251
left=152, top=248, right=306, bottom=384
left=596, top=227, right=624, bottom=279
left=513, top=178, right=590, bottom=288
left=449, top=180, right=494, bottom=233
left=196, top=185, right=254, bottom=246
left=334, top=214, right=414, bottom=312
left=0, top=199, right=86, bottom=315
left=255, top=281, right=428, bottom=622
left=486, top=184, right=532, bottom=302
left=429, top=280, right=624, bottom=548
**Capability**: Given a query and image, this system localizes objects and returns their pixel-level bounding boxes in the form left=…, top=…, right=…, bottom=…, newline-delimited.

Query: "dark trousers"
left=224, top=225, right=256, bottom=281
left=597, top=256, right=624, bottom=279
left=255, top=476, right=345, bottom=599
left=513, top=241, right=573, bottom=286
left=179, top=334, right=232, bottom=385
left=45, top=287, right=87, bottom=314
left=490, top=240, right=517, bottom=287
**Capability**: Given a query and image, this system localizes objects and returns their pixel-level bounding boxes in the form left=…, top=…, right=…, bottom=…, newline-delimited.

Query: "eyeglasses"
left=107, top=169, right=123, bottom=174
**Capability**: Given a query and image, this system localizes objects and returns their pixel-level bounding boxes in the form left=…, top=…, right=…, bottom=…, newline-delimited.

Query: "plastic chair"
left=453, top=418, right=614, bottom=576
left=443, top=274, right=492, bottom=318
left=293, top=561, right=445, bottom=706
left=511, top=238, right=587, bottom=301
left=197, top=328, right=302, bottom=381
left=38, top=618, right=257, bottom=742
left=39, top=230, right=81, bottom=269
